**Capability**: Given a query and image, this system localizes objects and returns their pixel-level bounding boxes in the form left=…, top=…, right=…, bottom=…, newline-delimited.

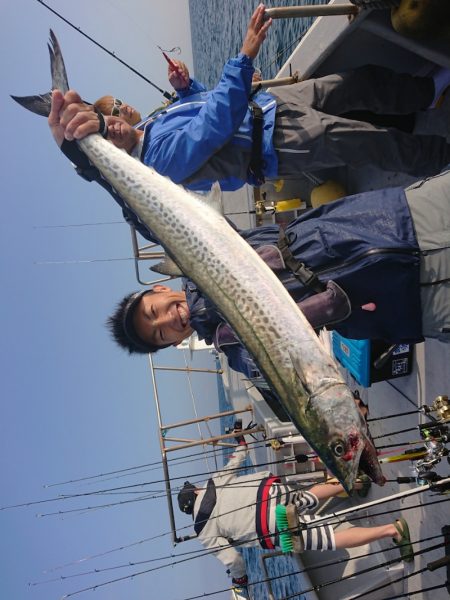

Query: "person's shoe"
left=393, top=517, right=414, bottom=563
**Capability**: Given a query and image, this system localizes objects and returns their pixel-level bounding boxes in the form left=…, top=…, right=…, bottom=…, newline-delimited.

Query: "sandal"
left=393, top=518, right=414, bottom=563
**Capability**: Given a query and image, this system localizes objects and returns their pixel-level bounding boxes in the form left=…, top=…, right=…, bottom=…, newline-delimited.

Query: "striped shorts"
left=266, top=483, right=336, bottom=551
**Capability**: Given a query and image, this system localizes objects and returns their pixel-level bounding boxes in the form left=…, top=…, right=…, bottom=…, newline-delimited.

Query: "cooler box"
left=332, top=333, right=414, bottom=387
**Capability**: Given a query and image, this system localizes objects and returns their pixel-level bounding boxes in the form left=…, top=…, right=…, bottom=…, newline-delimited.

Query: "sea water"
left=189, top=0, right=326, bottom=87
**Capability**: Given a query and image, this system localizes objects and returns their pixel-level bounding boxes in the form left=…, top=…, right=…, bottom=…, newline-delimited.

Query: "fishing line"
left=35, top=257, right=134, bottom=265
left=385, top=380, right=419, bottom=410
left=35, top=0, right=174, bottom=100
left=34, top=221, right=124, bottom=228
left=181, top=350, right=219, bottom=473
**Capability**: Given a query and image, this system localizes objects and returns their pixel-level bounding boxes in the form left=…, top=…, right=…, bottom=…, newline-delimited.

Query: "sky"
left=1, top=1, right=231, bottom=598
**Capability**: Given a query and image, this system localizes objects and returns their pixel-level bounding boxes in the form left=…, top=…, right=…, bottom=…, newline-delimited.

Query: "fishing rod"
left=35, top=0, right=174, bottom=100
left=42, top=501, right=450, bottom=587
left=43, top=432, right=280, bottom=488
left=17, top=415, right=450, bottom=513
left=382, top=583, right=450, bottom=600
left=370, top=394, right=450, bottom=427
left=62, top=502, right=445, bottom=600
left=43, top=492, right=448, bottom=589
left=30, top=545, right=209, bottom=586
left=299, top=477, right=450, bottom=527
left=280, top=540, right=449, bottom=600
left=350, top=547, right=450, bottom=599
left=2, top=450, right=319, bottom=511
left=38, top=471, right=332, bottom=518
left=255, top=533, right=448, bottom=597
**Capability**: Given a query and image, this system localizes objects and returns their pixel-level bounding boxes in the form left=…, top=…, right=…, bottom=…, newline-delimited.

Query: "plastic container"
left=332, top=333, right=414, bottom=387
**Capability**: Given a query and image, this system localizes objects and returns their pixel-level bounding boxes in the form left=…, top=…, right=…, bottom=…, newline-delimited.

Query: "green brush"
left=275, top=504, right=294, bottom=553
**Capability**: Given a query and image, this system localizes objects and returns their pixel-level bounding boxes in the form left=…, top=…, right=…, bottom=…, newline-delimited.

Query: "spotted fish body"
left=30, top=31, right=385, bottom=491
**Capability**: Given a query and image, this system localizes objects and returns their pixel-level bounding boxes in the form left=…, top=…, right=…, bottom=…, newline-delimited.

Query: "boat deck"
left=219, top=3, right=450, bottom=598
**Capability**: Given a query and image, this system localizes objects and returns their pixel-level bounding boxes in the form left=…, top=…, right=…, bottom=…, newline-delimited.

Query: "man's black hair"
left=106, top=291, right=170, bottom=355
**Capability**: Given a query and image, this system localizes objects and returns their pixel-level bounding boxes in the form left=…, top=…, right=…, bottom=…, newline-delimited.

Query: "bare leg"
left=335, top=523, right=398, bottom=549
left=309, top=480, right=364, bottom=501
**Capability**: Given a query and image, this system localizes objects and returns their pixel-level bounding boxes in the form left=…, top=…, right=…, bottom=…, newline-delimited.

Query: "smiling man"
left=118, top=285, right=193, bottom=352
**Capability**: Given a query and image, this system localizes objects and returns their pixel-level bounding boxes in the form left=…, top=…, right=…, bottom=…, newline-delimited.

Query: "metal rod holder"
left=264, top=4, right=359, bottom=20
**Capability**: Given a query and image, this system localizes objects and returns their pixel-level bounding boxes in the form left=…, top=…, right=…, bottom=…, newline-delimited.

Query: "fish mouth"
left=359, top=431, right=386, bottom=486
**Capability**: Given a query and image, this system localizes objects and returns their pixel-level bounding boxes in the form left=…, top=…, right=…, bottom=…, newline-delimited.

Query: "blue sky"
left=1, top=1, right=230, bottom=598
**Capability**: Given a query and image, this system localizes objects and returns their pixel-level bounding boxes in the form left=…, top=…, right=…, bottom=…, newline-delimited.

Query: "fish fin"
left=187, top=182, right=224, bottom=215
left=207, top=181, right=224, bottom=214
left=245, top=376, right=270, bottom=390
left=48, top=29, right=69, bottom=93
left=151, top=255, right=184, bottom=277
left=10, top=92, right=52, bottom=117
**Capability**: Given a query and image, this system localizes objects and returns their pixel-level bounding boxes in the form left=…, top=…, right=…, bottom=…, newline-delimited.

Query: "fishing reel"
left=413, top=429, right=449, bottom=481
left=422, top=395, right=450, bottom=424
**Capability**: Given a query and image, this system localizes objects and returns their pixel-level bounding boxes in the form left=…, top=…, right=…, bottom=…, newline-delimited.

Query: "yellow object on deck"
left=275, top=198, right=304, bottom=213
left=310, top=180, right=347, bottom=208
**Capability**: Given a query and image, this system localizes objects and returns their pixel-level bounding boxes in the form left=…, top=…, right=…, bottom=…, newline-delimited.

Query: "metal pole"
left=153, top=365, right=223, bottom=374
left=264, top=4, right=359, bottom=20
left=303, top=478, right=450, bottom=526
left=251, top=75, right=299, bottom=90
left=149, top=354, right=179, bottom=545
left=164, top=426, right=264, bottom=453
left=163, top=405, right=253, bottom=430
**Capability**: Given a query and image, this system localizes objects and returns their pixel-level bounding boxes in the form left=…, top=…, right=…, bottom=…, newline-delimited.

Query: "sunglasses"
left=111, top=98, right=123, bottom=117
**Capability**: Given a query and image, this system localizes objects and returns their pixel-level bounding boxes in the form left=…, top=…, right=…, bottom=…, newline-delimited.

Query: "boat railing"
left=148, top=353, right=263, bottom=545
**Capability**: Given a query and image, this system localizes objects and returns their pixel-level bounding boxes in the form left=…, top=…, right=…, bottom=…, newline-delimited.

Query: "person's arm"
left=167, top=59, right=207, bottom=97
left=219, top=444, right=249, bottom=477
left=143, top=5, right=272, bottom=183
left=200, top=535, right=247, bottom=580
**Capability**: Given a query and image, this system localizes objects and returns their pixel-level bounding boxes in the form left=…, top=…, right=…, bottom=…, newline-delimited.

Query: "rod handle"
left=427, top=555, right=450, bottom=572
left=264, top=4, right=359, bottom=20
left=397, top=476, right=415, bottom=484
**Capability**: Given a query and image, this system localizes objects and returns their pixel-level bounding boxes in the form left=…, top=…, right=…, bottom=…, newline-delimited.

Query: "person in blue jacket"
left=106, top=166, right=450, bottom=393
left=93, top=60, right=206, bottom=129
left=50, top=5, right=450, bottom=207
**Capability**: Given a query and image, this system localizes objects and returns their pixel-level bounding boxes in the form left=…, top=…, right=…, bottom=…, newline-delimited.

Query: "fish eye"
left=332, top=440, right=346, bottom=457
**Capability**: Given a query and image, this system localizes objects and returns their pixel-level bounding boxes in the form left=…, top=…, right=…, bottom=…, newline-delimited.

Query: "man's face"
left=133, top=285, right=194, bottom=347
left=105, top=116, right=138, bottom=153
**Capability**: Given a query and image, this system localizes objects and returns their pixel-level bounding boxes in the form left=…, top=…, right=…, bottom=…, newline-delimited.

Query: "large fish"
left=14, top=31, right=385, bottom=491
